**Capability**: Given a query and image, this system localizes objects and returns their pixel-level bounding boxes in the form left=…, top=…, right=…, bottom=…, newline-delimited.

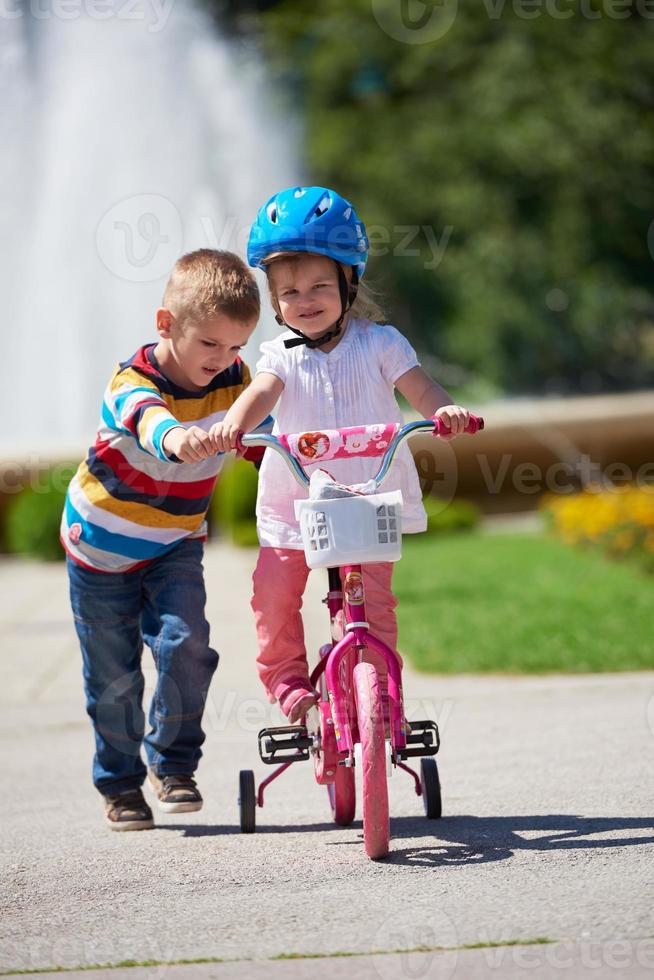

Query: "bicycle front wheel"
left=354, top=662, right=390, bottom=859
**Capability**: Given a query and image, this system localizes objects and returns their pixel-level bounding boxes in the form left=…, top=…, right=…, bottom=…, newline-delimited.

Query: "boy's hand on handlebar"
left=209, top=420, right=242, bottom=454
left=432, top=405, right=470, bottom=439
left=163, top=425, right=215, bottom=463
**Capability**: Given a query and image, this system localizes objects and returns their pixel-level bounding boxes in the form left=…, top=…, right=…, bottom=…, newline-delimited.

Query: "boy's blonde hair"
left=163, top=249, right=260, bottom=328
left=264, top=252, right=385, bottom=325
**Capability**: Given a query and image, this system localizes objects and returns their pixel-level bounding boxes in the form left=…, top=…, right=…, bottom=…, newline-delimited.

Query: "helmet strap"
left=282, top=264, right=360, bottom=350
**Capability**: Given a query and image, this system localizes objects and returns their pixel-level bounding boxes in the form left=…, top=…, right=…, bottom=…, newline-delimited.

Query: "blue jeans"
left=67, top=538, right=219, bottom=796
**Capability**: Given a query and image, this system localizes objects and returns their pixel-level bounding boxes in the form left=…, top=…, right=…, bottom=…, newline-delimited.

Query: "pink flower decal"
left=343, top=433, right=371, bottom=454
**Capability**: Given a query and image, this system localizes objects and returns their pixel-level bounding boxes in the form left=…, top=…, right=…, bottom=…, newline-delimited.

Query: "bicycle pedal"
left=257, top=725, right=312, bottom=765
left=398, top=720, right=440, bottom=759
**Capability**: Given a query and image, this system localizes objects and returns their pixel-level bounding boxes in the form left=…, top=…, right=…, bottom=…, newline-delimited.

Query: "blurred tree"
left=216, top=0, right=654, bottom=396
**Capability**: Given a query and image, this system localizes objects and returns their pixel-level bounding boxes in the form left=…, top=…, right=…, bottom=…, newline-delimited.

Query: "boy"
left=62, top=249, right=270, bottom=830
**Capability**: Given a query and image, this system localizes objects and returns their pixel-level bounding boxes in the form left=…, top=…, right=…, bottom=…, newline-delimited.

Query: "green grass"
left=395, top=532, right=654, bottom=673
left=0, top=939, right=556, bottom=975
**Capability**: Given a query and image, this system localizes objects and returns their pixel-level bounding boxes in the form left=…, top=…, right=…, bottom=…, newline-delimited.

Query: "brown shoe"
left=104, top=788, right=154, bottom=831
left=148, top=771, right=203, bottom=813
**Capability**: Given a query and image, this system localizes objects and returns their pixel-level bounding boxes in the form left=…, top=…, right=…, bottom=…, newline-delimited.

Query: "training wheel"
left=239, top=769, right=256, bottom=833
left=420, top=757, right=442, bottom=819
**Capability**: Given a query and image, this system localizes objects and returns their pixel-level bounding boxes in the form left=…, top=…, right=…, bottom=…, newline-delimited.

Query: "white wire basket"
left=294, top=491, right=403, bottom=569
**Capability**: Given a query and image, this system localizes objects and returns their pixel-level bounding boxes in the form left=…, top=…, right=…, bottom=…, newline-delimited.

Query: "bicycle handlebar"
left=238, top=414, right=484, bottom=490
left=432, top=415, right=483, bottom=437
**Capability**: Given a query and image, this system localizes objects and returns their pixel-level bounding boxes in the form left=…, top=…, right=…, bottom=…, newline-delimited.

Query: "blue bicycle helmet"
left=247, top=186, right=369, bottom=280
left=248, top=186, right=369, bottom=349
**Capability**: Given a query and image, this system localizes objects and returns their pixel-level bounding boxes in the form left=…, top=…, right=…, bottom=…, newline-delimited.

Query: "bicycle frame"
left=311, top=563, right=406, bottom=759
left=239, top=419, right=459, bottom=761
left=239, top=415, right=484, bottom=847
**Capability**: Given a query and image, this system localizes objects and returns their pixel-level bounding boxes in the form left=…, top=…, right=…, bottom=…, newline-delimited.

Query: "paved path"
left=1, top=544, right=653, bottom=978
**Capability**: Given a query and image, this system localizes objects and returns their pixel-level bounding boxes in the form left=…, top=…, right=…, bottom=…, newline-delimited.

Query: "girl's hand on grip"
left=432, top=405, right=470, bottom=439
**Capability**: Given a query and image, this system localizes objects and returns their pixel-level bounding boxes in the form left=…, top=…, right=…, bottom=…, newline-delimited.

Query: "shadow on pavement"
left=383, top=813, right=654, bottom=867
left=155, top=813, right=654, bottom=868
left=155, top=821, right=352, bottom=835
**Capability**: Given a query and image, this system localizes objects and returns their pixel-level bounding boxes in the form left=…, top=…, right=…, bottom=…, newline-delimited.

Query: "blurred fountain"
left=0, top=1, right=298, bottom=456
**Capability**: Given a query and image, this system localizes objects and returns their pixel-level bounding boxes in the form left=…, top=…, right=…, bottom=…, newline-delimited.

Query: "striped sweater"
left=62, top=344, right=271, bottom=572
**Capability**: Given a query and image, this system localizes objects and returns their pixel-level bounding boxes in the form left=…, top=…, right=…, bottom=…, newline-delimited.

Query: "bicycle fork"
left=255, top=564, right=439, bottom=802
left=323, top=563, right=406, bottom=760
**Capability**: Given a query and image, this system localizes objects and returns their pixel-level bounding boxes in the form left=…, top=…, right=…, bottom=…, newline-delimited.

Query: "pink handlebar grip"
left=433, top=413, right=484, bottom=436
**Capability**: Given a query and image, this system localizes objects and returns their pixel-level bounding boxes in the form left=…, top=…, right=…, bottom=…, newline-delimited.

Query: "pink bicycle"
left=237, top=415, right=484, bottom=859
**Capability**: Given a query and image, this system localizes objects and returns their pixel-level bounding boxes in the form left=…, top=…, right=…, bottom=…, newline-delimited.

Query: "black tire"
left=420, top=758, right=442, bottom=819
left=239, top=770, right=256, bottom=833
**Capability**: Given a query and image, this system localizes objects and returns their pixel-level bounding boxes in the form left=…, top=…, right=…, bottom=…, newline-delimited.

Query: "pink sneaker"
left=278, top=686, right=319, bottom=723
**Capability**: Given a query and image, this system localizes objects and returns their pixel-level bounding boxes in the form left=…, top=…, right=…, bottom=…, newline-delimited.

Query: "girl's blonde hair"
left=349, top=278, right=385, bottom=323
left=263, top=252, right=385, bottom=325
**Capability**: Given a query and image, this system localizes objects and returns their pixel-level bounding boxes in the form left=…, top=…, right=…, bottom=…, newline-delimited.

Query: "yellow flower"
left=546, top=484, right=654, bottom=567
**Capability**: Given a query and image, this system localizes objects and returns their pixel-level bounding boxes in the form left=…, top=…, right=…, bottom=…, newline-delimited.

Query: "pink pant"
left=251, top=547, right=400, bottom=704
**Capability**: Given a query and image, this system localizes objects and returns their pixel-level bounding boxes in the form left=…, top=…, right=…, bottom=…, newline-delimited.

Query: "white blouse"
left=254, top=318, right=428, bottom=550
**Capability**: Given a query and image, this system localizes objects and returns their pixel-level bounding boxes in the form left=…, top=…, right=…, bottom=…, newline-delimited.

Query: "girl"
left=212, top=186, right=470, bottom=722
